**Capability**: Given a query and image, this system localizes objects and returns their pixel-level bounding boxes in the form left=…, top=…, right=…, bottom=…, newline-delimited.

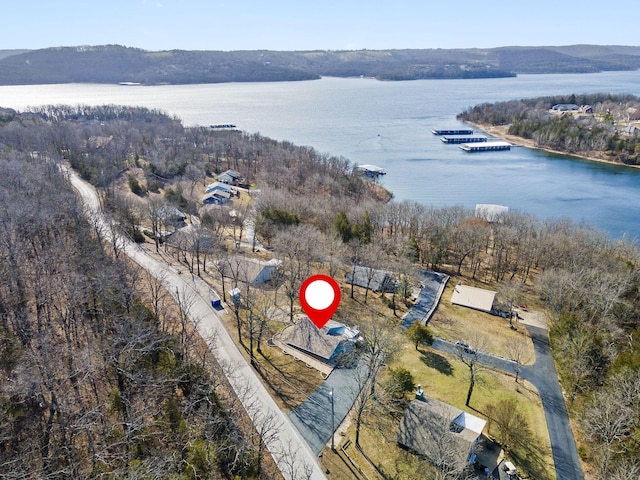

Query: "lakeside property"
left=469, top=121, right=640, bottom=169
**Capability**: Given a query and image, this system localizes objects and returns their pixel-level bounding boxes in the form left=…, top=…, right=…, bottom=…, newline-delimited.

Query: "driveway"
left=431, top=315, right=584, bottom=480
left=520, top=324, right=584, bottom=480
left=288, top=362, right=366, bottom=455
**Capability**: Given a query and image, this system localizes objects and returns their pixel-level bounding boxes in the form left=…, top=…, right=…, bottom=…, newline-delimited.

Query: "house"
left=451, top=284, right=497, bottom=313
left=202, top=189, right=231, bottom=205
left=205, top=181, right=235, bottom=194
left=217, top=169, right=243, bottom=185
left=277, top=317, right=359, bottom=365
left=217, top=256, right=282, bottom=286
left=157, top=205, right=188, bottom=229
left=164, top=225, right=214, bottom=251
left=345, top=265, right=397, bottom=293
left=396, top=398, right=487, bottom=474
left=551, top=103, right=579, bottom=112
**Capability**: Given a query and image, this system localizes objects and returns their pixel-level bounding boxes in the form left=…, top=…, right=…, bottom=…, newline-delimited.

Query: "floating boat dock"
left=459, top=141, right=512, bottom=152
left=355, top=164, right=386, bottom=177
left=440, top=135, right=487, bottom=144
left=432, top=128, right=473, bottom=135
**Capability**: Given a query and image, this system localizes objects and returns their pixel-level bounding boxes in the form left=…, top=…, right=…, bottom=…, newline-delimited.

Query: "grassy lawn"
left=320, top=341, right=555, bottom=480
left=429, top=279, right=536, bottom=363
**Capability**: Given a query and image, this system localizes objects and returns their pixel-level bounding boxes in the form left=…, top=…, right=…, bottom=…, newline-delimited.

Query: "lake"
left=1, top=71, right=639, bottom=239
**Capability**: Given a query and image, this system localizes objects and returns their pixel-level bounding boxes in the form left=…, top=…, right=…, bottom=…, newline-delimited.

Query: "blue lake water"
left=1, top=71, right=639, bottom=239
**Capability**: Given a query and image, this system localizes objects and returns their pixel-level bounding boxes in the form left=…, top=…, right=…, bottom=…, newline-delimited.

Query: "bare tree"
left=507, top=337, right=533, bottom=383
left=454, top=334, right=488, bottom=407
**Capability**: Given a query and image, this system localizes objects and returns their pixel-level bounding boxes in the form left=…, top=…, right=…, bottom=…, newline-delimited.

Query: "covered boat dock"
left=459, top=141, right=512, bottom=152
left=432, top=128, right=473, bottom=135
left=440, top=135, right=487, bottom=144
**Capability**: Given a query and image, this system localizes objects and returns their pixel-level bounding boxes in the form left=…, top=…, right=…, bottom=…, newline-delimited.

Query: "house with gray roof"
left=217, top=169, right=243, bottom=185
left=345, top=265, right=397, bottom=293
left=277, top=317, right=358, bottom=365
left=396, top=397, right=487, bottom=475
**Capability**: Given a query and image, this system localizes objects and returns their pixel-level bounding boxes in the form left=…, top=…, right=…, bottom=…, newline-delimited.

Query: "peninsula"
left=457, top=93, right=640, bottom=167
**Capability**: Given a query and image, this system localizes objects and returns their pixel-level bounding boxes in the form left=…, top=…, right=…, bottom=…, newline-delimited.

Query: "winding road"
left=64, top=166, right=326, bottom=480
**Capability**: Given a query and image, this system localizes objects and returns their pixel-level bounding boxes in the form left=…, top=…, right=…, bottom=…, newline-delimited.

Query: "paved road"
left=432, top=322, right=584, bottom=480
left=520, top=324, right=584, bottom=480
left=65, top=167, right=326, bottom=480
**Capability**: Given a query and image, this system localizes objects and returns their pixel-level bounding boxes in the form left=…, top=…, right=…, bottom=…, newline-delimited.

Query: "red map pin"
left=299, top=274, right=341, bottom=329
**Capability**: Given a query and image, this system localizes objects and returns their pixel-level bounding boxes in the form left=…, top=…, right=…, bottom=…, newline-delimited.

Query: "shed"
left=451, top=284, right=496, bottom=313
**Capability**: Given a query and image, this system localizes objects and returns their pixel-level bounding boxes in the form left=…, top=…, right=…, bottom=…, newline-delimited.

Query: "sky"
left=2, top=0, right=639, bottom=52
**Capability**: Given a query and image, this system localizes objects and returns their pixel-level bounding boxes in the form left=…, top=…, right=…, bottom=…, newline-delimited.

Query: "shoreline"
left=466, top=122, right=640, bottom=170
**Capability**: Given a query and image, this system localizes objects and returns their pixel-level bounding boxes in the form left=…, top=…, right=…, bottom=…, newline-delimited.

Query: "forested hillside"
left=0, top=162, right=278, bottom=478
left=458, top=93, right=640, bottom=165
left=2, top=44, right=640, bottom=85
left=2, top=105, right=640, bottom=478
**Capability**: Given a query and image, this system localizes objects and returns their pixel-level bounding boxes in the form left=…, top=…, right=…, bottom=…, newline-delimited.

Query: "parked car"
left=455, top=341, right=476, bottom=354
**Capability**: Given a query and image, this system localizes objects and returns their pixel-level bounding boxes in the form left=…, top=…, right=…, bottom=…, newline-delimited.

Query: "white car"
left=455, top=341, right=476, bottom=354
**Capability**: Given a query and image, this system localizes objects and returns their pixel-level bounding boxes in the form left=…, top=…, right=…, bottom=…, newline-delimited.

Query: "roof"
left=205, top=181, right=233, bottom=193
left=355, top=164, right=386, bottom=174
left=451, top=284, right=496, bottom=313
left=345, top=265, right=397, bottom=293
left=475, top=204, right=509, bottom=222
left=218, top=169, right=242, bottom=183
left=278, top=317, right=357, bottom=363
left=202, top=190, right=230, bottom=204
left=217, top=256, right=282, bottom=286
left=396, top=398, right=485, bottom=471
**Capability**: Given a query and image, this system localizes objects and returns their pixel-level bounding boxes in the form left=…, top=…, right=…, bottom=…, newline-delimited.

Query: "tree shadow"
left=419, top=349, right=454, bottom=376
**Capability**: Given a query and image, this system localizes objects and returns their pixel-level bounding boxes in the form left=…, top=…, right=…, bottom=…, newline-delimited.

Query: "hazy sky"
left=3, top=0, right=639, bottom=51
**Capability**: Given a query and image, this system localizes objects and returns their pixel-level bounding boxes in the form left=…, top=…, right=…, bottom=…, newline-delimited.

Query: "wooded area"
left=2, top=44, right=640, bottom=85
left=1, top=105, right=640, bottom=479
left=457, top=93, right=640, bottom=165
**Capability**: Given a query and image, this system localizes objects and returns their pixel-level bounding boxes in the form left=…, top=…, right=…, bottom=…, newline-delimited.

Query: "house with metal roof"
left=202, top=189, right=231, bottom=205
left=475, top=204, right=509, bottom=223
left=218, top=169, right=243, bottom=185
left=451, top=284, right=497, bottom=313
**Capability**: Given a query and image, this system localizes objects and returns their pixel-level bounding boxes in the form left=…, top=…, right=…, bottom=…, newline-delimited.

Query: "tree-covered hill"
left=1, top=44, right=640, bottom=85
left=458, top=93, right=640, bottom=165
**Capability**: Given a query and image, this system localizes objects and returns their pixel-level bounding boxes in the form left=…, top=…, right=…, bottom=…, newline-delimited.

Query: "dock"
left=440, top=135, right=487, bottom=144
left=432, top=128, right=473, bottom=135
left=355, top=164, right=386, bottom=177
left=459, top=141, right=512, bottom=152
